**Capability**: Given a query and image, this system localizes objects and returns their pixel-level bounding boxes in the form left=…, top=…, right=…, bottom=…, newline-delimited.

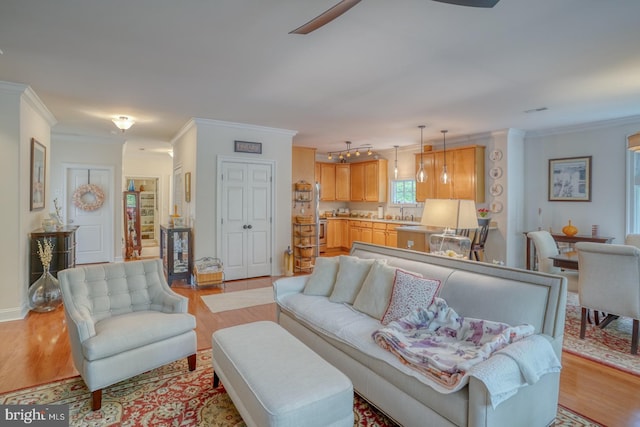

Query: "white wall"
left=524, top=117, right=640, bottom=248
left=0, top=82, right=55, bottom=320
left=172, top=119, right=296, bottom=275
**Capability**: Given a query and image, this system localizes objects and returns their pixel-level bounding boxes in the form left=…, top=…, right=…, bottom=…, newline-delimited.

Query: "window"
left=391, top=180, right=416, bottom=205
left=627, top=150, right=640, bottom=234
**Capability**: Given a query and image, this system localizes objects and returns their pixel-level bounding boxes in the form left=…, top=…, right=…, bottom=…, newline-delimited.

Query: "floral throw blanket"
left=372, top=297, right=535, bottom=391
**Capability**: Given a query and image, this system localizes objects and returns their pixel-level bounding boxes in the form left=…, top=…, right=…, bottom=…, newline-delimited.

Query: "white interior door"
left=66, top=166, right=113, bottom=264
left=221, top=161, right=272, bottom=280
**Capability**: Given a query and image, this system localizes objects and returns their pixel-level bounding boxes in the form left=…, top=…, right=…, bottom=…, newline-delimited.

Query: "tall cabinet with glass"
left=125, top=177, right=158, bottom=244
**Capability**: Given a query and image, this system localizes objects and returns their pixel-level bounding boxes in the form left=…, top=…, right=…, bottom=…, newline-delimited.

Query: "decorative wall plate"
left=489, top=167, right=503, bottom=179
left=491, top=201, right=503, bottom=213
left=490, top=183, right=503, bottom=196
left=489, top=149, right=503, bottom=161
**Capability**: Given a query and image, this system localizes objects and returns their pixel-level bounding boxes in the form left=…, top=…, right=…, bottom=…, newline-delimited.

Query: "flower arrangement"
left=477, top=208, right=490, bottom=218
left=37, top=238, right=54, bottom=271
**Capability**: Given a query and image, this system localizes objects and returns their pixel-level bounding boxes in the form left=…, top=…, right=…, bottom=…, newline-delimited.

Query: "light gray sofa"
left=59, top=259, right=197, bottom=410
left=273, top=242, right=567, bottom=427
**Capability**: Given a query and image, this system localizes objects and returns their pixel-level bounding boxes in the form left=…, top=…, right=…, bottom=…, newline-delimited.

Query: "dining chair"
left=575, top=242, right=640, bottom=354
left=625, top=234, right=640, bottom=249
left=526, top=230, right=579, bottom=292
left=469, top=224, right=490, bottom=261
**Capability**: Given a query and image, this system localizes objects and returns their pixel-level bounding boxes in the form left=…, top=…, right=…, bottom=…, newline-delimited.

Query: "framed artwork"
left=548, top=156, right=592, bottom=202
left=30, top=138, right=46, bottom=211
left=234, top=140, right=262, bottom=154
left=185, top=172, right=191, bottom=202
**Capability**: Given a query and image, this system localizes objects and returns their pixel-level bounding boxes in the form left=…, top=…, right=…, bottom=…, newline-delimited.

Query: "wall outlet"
left=407, top=240, right=414, bottom=248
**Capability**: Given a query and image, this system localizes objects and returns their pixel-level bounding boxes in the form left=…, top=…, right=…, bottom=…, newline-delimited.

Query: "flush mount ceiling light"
left=112, top=116, right=135, bottom=132
left=416, top=125, right=426, bottom=183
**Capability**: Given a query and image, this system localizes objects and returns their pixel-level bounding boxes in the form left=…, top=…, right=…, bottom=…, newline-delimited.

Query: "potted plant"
left=477, top=208, right=491, bottom=226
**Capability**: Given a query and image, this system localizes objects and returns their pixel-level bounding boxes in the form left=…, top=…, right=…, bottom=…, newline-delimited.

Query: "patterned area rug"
left=0, top=350, right=599, bottom=426
left=564, top=292, right=640, bottom=375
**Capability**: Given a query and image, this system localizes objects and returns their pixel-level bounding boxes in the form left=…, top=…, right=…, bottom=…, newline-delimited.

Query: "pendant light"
left=393, top=145, right=399, bottom=179
left=416, top=125, right=426, bottom=183
left=440, top=130, right=450, bottom=184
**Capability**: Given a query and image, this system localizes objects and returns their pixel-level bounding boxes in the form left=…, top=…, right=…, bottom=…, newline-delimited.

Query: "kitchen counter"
left=324, top=217, right=422, bottom=226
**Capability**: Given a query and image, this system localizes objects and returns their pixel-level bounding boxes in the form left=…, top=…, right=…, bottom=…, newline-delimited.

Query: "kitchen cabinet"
left=326, top=219, right=341, bottom=249
left=350, top=159, right=388, bottom=202
left=319, top=163, right=336, bottom=201
left=372, top=222, right=398, bottom=247
left=415, top=145, right=485, bottom=202
left=349, top=220, right=372, bottom=248
left=335, top=164, right=350, bottom=201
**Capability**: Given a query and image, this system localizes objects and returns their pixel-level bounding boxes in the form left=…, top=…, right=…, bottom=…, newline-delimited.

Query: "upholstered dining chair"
left=575, top=242, right=640, bottom=354
left=527, top=230, right=579, bottom=292
left=58, top=258, right=197, bottom=410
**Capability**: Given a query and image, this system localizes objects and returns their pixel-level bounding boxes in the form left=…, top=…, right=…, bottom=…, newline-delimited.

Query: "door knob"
left=247, top=224, right=253, bottom=229
left=243, top=225, right=248, bottom=229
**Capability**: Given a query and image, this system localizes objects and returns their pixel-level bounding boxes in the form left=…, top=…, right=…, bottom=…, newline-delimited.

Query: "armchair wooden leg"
left=188, top=354, right=197, bottom=371
left=91, top=389, right=102, bottom=411
left=580, top=307, right=588, bottom=339
left=213, top=371, right=220, bottom=388
left=632, top=319, right=639, bottom=355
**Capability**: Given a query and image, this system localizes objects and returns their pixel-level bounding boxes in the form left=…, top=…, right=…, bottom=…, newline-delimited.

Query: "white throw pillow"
left=303, top=256, right=340, bottom=296
left=381, top=269, right=441, bottom=325
left=353, top=261, right=423, bottom=320
left=329, top=256, right=381, bottom=304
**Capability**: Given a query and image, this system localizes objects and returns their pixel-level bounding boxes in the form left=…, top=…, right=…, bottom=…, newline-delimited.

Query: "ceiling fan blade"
left=431, top=0, right=500, bottom=7
left=289, top=0, right=362, bottom=35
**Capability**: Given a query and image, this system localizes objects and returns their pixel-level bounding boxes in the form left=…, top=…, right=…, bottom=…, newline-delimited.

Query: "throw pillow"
left=329, top=256, right=381, bottom=304
left=353, top=262, right=423, bottom=320
left=303, top=256, right=340, bottom=296
left=381, top=270, right=441, bottom=325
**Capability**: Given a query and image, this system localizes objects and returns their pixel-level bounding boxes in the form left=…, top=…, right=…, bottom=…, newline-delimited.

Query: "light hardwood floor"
left=1, top=275, right=640, bottom=426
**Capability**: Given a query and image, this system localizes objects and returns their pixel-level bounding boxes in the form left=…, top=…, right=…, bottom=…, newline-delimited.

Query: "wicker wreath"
left=72, top=184, right=105, bottom=211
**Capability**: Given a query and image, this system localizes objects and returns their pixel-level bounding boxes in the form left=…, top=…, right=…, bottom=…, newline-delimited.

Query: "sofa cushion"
left=353, top=262, right=422, bottom=320
left=329, top=256, right=380, bottom=304
left=303, top=256, right=340, bottom=296
left=381, top=270, right=441, bottom=325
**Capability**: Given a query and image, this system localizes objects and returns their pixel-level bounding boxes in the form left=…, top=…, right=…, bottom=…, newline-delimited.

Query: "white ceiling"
left=1, top=0, right=640, bottom=155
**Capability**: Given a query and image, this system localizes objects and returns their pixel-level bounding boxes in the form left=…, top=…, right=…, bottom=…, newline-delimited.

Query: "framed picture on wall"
left=548, top=156, right=592, bottom=202
left=30, top=138, right=46, bottom=211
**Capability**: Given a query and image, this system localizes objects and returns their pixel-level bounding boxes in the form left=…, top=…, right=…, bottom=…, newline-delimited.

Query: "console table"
left=29, top=226, right=79, bottom=286
left=524, top=231, right=614, bottom=270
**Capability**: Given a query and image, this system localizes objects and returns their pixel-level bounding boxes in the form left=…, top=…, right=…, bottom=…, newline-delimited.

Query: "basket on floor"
left=193, top=257, right=224, bottom=287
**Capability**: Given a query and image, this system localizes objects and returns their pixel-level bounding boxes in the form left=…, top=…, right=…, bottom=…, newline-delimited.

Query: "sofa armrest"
left=273, top=276, right=309, bottom=301
left=151, top=287, right=189, bottom=313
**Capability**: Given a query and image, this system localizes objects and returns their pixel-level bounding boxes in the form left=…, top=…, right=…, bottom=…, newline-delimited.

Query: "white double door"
left=220, top=160, right=273, bottom=281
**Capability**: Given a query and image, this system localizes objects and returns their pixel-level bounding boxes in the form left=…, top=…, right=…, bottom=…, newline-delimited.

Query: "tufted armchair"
left=575, top=242, right=640, bottom=354
left=58, top=258, right=197, bottom=410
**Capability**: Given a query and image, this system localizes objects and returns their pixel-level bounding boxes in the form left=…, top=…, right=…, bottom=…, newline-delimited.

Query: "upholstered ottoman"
left=212, top=320, right=354, bottom=427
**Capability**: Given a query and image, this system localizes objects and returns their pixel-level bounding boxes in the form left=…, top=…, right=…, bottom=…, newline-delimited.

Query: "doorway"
left=64, top=165, right=114, bottom=264
left=218, top=159, right=274, bottom=281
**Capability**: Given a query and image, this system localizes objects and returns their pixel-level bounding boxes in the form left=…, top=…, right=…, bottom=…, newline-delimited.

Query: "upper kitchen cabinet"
left=350, top=159, right=388, bottom=203
left=318, top=163, right=336, bottom=200
left=415, top=145, right=485, bottom=202
left=335, top=164, right=350, bottom=201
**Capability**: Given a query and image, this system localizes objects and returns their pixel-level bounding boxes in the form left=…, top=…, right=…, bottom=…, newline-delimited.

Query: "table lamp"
left=421, top=199, right=479, bottom=257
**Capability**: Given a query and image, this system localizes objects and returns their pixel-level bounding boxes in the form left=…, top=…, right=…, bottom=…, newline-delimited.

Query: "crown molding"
left=525, top=115, right=640, bottom=138
left=0, top=81, right=57, bottom=126
left=194, top=117, right=298, bottom=137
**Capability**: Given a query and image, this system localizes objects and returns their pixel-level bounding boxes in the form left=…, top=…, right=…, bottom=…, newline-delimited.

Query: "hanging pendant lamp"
left=416, top=126, right=426, bottom=183
left=393, top=145, right=399, bottom=179
left=440, top=130, right=450, bottom=184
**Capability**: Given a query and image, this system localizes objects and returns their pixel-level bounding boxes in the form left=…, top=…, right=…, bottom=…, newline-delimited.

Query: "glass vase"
left=28, top=269, right=62, bottom=312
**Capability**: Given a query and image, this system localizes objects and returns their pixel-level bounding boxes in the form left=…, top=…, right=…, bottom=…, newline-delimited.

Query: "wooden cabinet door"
left=452, top=147, right=483, bottom=202
left=319, top=163, right=336, bottom=201
left=335, top=164, right=351, bottom=201
left=364, top=162, right=379, bottom=202
left=361, top=227, right=373, bottom=244
left=350, top=163, right=365, bottom=201
left=341, top=220, right=350, bottom=249
left=326, top=219, right=339, bottom=249
left=349, top=222, right=361, bottom=248
left=434, top=151, right=454, bottom=199
left=372, top=223, right=386, bottom=245
left=386, top=231, right=398, bottom=248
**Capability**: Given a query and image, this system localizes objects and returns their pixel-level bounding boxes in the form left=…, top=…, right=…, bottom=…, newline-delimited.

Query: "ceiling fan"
left=289, top=0, right=500, bottom=34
